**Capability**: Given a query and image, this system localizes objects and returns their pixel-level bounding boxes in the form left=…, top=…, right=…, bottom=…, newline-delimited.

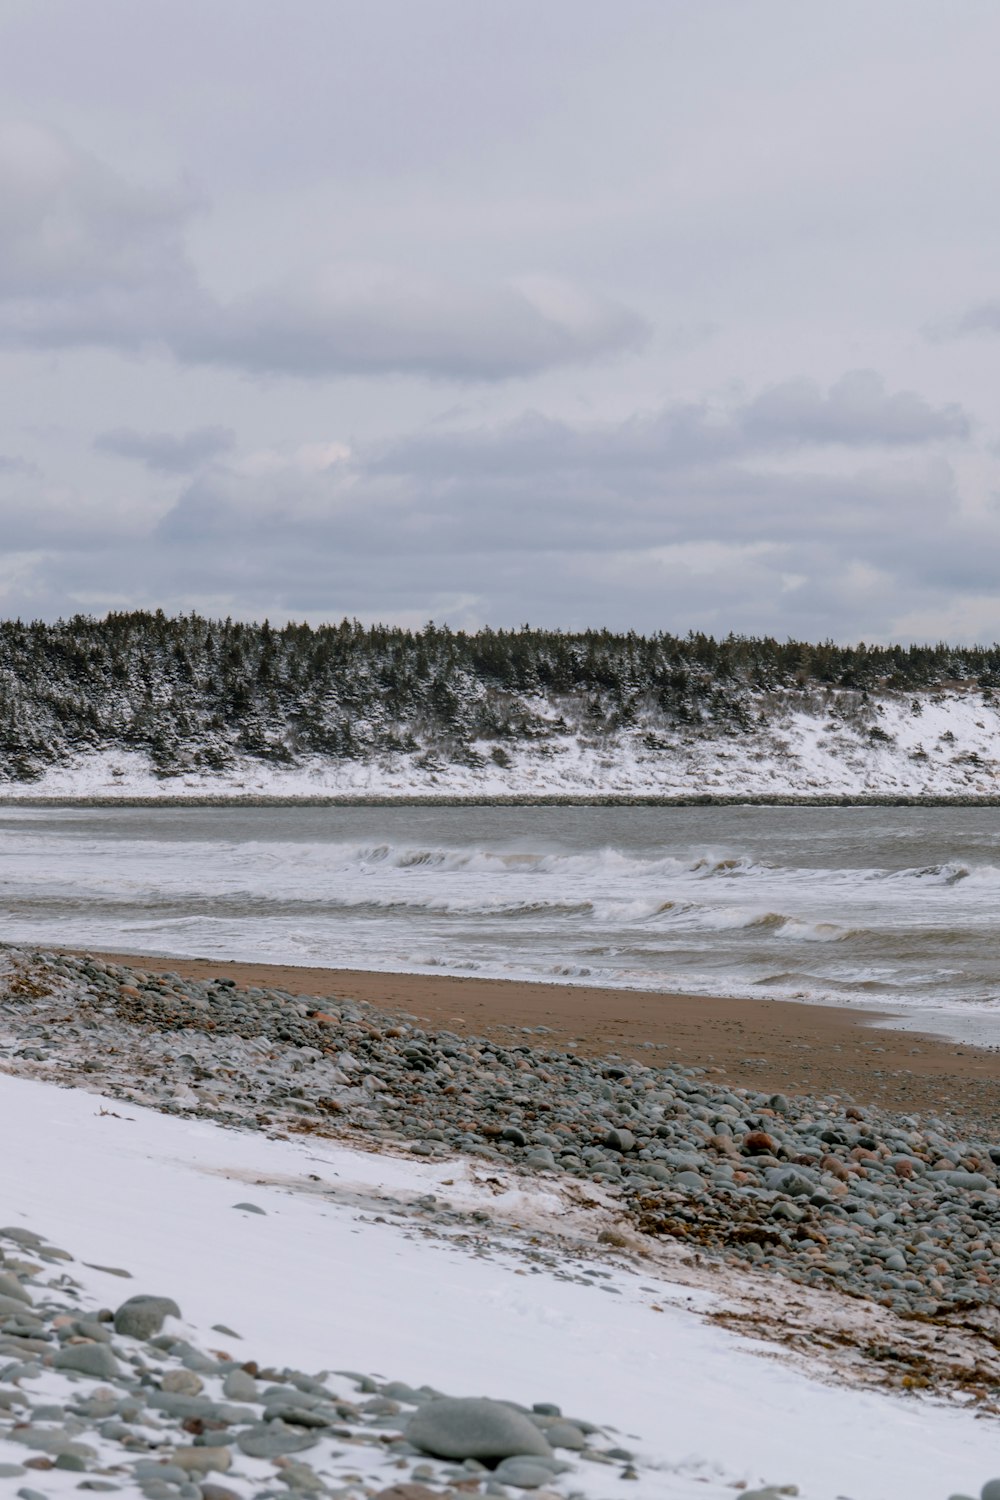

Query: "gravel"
left=4, top=945, right=1000, bottom=1329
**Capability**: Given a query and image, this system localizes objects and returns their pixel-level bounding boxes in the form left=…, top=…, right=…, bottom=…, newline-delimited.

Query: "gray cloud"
left=371, top=374, right=969, bottom=493
left=95, top=425, right=235, bottom=474
left=178, top=271, right=647, bottom=382
left=930, top=302, right=1000, bottom=341
left=0, top=122, right=645, bottom=381
left=2, top=4, right=1000, bottom=643
left=0, top=121, right=205, bottom=353
left=740, top=371, right=970, bottom=446
left=148, top=382, right=971, bottom=593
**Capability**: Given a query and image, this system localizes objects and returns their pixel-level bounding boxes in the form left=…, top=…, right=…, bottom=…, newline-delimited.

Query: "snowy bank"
left=1, top=1069, right=999, bottom=1500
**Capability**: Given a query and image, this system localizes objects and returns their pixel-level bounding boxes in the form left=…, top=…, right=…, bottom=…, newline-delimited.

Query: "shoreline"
left=70, top=948, right=1000, bottom=1125
left=9, top=791, right=1000, bottom=806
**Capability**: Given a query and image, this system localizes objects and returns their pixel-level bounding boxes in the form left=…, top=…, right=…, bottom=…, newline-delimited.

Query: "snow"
left=5, top=688, right=1000, bottom=800
left=2, top=1068, right=997, bottom=1500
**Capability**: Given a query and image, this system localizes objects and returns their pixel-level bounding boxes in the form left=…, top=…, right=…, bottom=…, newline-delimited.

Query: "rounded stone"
left=53, top=1343, right=120, bottom=1379
left=171, top=1446, right=232, bottom=1474
left=406, top=1398, right=554, bottom=1461
left=493, top=1457, right=559, bottom=1489
left=236, top=1423, right=318, bottom=1458
left=160, top=1368, right=202, bottom=1395
left=544, top=1421, right=586, bottom=1450
left=114, top=1295, right=181, bottom=1340
left=221, top=1367, right=258, bottom=1402
left=981, top=1482, right=1000, bottom=1500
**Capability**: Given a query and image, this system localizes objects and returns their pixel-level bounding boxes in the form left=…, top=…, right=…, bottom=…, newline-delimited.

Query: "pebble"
left=493, top=1457, right=561, bottom=1488
left=52, top=1342, right=120, bottom=1378
left=114, top=1294, right=181, bottom=1339
left=406, top=1397, right=553, bottom=1460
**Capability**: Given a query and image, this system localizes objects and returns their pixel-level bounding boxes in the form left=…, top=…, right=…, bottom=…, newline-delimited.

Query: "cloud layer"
left=2, top=370, right=987, bottom=640
left=2, top=3, right=1000, bottom=641
left=0, top=123, right=644, bottom=381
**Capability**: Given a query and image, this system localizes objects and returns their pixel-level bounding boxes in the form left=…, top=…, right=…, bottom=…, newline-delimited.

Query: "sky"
left=1, top=0, right=1000, bottom=642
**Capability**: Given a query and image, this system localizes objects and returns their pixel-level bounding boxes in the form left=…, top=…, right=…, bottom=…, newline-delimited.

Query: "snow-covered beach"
left=2, top=946, right=1000, bottom=1500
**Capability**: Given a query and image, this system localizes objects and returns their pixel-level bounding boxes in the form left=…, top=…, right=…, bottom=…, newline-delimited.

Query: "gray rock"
left=53, top=1342, right=120, bottom=1378
left=114, top=1294, right=181, bottom=1340
left=236, top=1422, right=319, bottom=1458
left=232, top=1202, right=267, bottom=1214
left=171, top=1446, right=232, bottom=1474
left=0, top=1227, right=43, bottom=1247
left=0, top=1274, right=31, bottom=1305
left=981, top=1483, right=1000, bottom=1500
left=544, top=1421, right=586, bottom=1450
left=492, top=1457, right=559, bottom=1488
left=0, top=1294, right=36, bottom=1320
left=406, top=1398, right=553, bottom=1461
left=222, top=1366, right=258, bottom=1402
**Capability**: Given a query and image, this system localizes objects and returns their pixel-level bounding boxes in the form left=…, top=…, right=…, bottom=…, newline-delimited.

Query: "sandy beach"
left=70, top=949, right=1000, bottom=1126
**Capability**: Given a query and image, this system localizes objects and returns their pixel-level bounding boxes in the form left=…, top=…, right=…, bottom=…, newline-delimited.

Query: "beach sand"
left=70, top=949, right=1000, bottom=1125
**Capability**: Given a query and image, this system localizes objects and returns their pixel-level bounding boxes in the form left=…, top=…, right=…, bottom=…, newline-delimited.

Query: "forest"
left=0, top=612, right=996, bottom=780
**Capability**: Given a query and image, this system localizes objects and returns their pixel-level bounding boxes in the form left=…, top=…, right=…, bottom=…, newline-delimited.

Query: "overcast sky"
left=2, top=0, right=1000, bottom=641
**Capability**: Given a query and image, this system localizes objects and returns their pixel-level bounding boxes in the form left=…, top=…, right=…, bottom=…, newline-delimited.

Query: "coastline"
left=70, top=949, right=1000, bottom=1126
left=10, top=792, right=1000, bottom=806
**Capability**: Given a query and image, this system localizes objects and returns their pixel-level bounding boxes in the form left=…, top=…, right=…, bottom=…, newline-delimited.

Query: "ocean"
left=2, top=803, right=999, bottom=1042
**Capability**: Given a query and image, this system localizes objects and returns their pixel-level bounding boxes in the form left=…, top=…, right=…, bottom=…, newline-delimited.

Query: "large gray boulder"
left=114, top=1293, right=181, bottom=1340
left=406, top=1397, right=553, bottom=1461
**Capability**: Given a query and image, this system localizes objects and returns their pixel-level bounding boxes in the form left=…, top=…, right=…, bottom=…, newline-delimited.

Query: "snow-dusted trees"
left=0, top=612, right=997, bottom=780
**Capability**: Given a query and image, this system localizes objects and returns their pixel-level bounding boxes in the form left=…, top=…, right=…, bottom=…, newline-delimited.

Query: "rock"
left=743, top=1131, right=778, bottom=1156
left=493, top=1457, right=560, bottom=1488
left=0, top=1274, right=31, bottom=1305
left=674, top=1170, right=705, bottom=1191
left=236, top=1422, right=319, bottom=1458
left=0, top=1294, right=37, bottom=1319
left=53, top=1452, right=87, bottom=1471
left=161, top=1369, right=203, bottom=1395
left=603, top=1128, right=635, bottom=1153
left=222, top=1366, right=258, bottom=1401
left=525, top=1148, right=556, bottom=1169
left=544, top=1421, right=586, bottom=1450
left=0, top=1228, right=44, bottom=1247
left=171, top=1446, right=232, bottom=1474
left=406, top=1397, right=553, bottom=1461
left=53, top=1343, right=120, bottom=1379
left=232, top=1202, right=266, bottom=1214
left=981, top=1483, right=1000, bottom=1500
left=114, top=1295, right=181, bottom=1340
left=374, top=1487, right=443, bottom=1500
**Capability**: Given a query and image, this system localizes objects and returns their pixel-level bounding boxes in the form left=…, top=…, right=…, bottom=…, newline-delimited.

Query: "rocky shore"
left=2, top=946, right=1000, bottom=1497
left=0, top=1217, right=658, bottom=1500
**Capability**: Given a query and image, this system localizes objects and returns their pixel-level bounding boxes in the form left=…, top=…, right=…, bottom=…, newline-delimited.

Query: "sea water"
left=1, top=803, right=999, bottom=1040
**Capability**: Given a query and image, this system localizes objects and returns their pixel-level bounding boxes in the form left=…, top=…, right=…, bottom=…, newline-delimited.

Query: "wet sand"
left=69, top=949, right=1000, bottom=1124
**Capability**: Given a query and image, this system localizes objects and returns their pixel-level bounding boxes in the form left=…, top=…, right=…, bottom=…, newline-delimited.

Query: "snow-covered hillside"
left=7, top=687, right=1000, bottom=800
left=4, top=614, right=1000, bottom=799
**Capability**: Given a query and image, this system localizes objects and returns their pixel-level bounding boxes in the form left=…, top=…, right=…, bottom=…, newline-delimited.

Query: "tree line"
left=0, top=612, right=995, bottom=779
